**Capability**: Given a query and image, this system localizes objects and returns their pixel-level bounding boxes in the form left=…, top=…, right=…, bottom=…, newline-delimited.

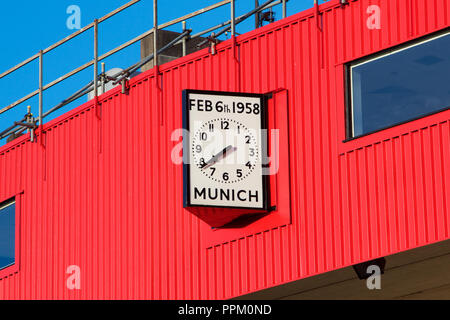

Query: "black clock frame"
left=182, top=89, right=270, bottom=211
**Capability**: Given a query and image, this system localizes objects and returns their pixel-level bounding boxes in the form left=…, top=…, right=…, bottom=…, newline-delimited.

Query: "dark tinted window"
left=349, top=31, right=450, bottom=137
left=0, top=200, right=15, bottom=271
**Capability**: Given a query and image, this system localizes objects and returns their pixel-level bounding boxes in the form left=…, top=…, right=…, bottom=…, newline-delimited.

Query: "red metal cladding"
left=0, top=0, right=450, bottom=299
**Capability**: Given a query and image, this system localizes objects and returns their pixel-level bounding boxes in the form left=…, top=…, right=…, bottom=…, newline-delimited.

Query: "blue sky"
left=0, top=0, right=326, bottom=144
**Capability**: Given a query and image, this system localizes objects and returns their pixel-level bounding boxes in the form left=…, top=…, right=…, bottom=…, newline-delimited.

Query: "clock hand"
left=201, top=145, right=235, bottom=169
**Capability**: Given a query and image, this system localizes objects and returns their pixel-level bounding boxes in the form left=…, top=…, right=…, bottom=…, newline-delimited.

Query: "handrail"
left=0, top=0, right=289, bottom=141
left=158, top=0, right=231, bottom=30
left=0, top=0, right=141, bottom=80
left=0, top=0, right=232, bottom=117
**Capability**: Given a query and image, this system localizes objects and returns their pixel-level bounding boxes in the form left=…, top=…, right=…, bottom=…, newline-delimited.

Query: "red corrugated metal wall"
left=0, top=0, right=449, bottom=299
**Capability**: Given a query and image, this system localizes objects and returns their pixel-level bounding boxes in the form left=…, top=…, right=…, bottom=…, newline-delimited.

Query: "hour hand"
left=201, top=145, right=235, bottom=169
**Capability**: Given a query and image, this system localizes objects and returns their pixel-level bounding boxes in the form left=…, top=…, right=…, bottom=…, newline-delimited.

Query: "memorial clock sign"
left=183, top=90, right=269, bottom=210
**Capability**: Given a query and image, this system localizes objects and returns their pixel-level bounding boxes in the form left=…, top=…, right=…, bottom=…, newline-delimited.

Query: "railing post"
left=94, top=19, right=99, bottom=98
left=101, top=62, right=106, bottom=94
left=27, top=105, right=33, bottom=142
left=255, top=0, right=259, bottom=28
left=282, top=0, right=287, bottom=19
left=230, top=0, right=235, bottom=37
left=182, top=21, right=187, bottom=57
left=211, top=32, right=216, bottom=55
left=38, top=50, right=43, bottom=132
left=153, top=0, right=158, bottom=68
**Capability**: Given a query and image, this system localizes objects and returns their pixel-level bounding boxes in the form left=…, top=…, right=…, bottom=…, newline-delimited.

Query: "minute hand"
left=201, top=145, right=234, bottom=169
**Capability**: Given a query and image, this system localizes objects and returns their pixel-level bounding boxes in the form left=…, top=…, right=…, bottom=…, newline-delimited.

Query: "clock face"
left=191, top=118, right=259, bottom=184
left=183, top=90, right=269, bottom=210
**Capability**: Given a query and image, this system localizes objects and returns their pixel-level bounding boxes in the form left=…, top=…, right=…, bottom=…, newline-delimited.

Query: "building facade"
left=0, top=0, right=450, bottom=299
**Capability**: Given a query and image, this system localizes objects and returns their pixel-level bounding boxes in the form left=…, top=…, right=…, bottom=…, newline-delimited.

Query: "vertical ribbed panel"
left=0, top=0, right=449, bottom=299
left=338, top=122, right=450, bottom=259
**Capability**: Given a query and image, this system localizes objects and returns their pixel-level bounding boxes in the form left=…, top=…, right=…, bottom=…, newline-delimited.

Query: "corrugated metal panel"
left=0, top=0, right=449, bottom=299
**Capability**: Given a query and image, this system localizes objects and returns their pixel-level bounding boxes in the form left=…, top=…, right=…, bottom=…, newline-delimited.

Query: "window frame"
left=345, top=27, right=450, bottom=140
left=0, top=192, right=21, bottom=280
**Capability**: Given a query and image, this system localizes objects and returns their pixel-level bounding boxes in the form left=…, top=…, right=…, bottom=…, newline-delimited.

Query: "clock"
left=183, top=90, right=269, bottom=210
left=192, top=118, right=259, bottom=184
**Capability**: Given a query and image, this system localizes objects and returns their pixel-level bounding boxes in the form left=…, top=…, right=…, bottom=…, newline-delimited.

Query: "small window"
left=0, top=199, right=15, bottom=271
left=347, top=30, right=450, bottom=138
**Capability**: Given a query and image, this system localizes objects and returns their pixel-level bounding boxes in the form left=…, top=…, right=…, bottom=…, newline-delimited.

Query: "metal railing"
left=0, top=0, right=289, bottom=142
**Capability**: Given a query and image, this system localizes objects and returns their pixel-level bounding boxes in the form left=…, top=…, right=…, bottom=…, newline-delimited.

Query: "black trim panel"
left=182, top=89, right=270, bottom=211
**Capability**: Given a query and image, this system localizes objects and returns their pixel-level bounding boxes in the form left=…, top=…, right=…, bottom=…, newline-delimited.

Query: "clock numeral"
left=246, top=162, right=252, bottom=169
left=249, top=148, right=255, bottom=156
left=209, top=124, right=214, bottom=132
left=223, top=172, right=229, bottom=181
left=196, top=145, right=202, bottom=153
left=221, top=121, right=230, bottom=130
left=200, top=158, right=206, bottom=167
left=237, top=126, right=241, bottom=134
left=236, top=169, right=243, bottom=178
left=210, top=167, right=216, bottom=176
left=245, top=136, right=251, bottom=144
left=200, top=132, right=208, bottom=141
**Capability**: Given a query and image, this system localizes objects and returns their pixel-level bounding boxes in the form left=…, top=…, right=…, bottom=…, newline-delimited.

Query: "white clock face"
left=192, top=118, right=259, bottom=184
left=184, top=91, right=268, bottom=210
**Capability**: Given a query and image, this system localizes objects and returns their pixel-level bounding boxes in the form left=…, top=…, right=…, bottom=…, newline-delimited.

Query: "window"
left=348, top=30, right=450, bottom=138
left=0, top=199, right=15, bottom=271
